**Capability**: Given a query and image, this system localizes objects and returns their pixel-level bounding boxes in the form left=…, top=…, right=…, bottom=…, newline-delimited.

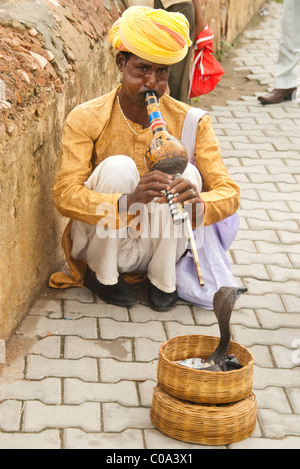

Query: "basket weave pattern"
left=151, top=385, right=257, bottom=446
left=151, top=334, right=257, bottom=446
left=157, top=334, right=254, bottom=404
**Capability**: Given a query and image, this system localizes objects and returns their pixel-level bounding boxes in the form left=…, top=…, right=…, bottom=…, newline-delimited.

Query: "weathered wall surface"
left=0, top=0, right=124, bottom=342
left=200, top=0, right=266, bottom=50
left=0, top=0, right=266, bottom=342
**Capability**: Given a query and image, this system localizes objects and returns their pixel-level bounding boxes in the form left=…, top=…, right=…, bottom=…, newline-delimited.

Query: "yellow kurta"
left=49, top=85, right=240, bottom=288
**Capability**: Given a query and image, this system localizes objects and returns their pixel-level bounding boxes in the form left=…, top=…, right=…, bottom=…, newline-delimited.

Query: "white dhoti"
left=70, top=155, right=203, bottom=293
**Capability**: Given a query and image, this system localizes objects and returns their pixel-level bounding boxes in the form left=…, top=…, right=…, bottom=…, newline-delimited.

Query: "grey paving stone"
left=255, top=387, right=291, bottom=413
left=64, top=378, right=139, bottom=405
left=246, top=218, right=299, bottom=232
left=64, top=428, right=144, bottom=449
left=268, top=209, right=300, bottom=222
left=233, top=250, right=292, bottom=269
left=129, top=303, right=194, bottom=324
left=138, top=379, right=156, bottom=406
left=232, top=326, right=300, bottom=349
left=240, top=198, right=289, bottom=212
left=290, top=253, right=300, bottom=268
left=249, top=345, right=274, bottom=368
left=267, top=165, right=300, bottom=176
left=0, top=430, right=61, bottom=449
left=236, top=208, right=270, bottom=221
left=267, top=265, right=300, bottom=282
left=0, top=401, right=22, bottom=431
left=28, top=299, right=62, bottom=318
left=134, top=338, right=163, bottom=362
left=23, top=401, right=101, bottom=432
left=287, top=388, right=300, bottom=414
left=46, top=286, right=93, bottom=302
left=256, top=310, right=300, bottom=329
left=193, top=308, right=217, bottom=326
left=0, top=377, right=61, bottom=404
left=230, top=437, right=300, bottom=449
left=259, top=409, right=300, bottom=438
left=61, top=287, right=94, bottom=302
left=102, top=403, right=153, bottom=432
left=253, top=366, right=300, bottom=390
left=165, top=322, right=219, bottom=340
left=245, top=278, right=300, bottom=297
left=271, top=345, right=300, bottom=369
left=230, top=167, right=269, bottom=177
left=277, top=182, right=300, bottom=193
left=226, top=309, right=260, bottom=328
left=231, top=239, right=257, bottom=253
left=231, top=263, right=270, bottom=280
left=235, top=229, right=279, bottom=243
left=144, top=428, right=223, bottom=449
left=64, top=300, right=129, bottom=321
left=231, top=293, right=284, bottom=312
left=26, top=355, right=98, bottom=381
left=281, top=295, right=300, bottom=312
left=18, top=316, right=98, bottom=339
left=99, top=358, right=157, bottom=383
left=99, top=318, right=166, bottom=341
left=30, top=336, right=61, bottom=358
left=64, top=336, right=132, bottom=360
left=0, top=355, right=25, bottom=381
left=278, top=230, right=300, bottom=244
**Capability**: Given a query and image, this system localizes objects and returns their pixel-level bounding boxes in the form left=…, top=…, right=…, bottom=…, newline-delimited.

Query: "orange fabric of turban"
left=108, top=6, right=192, bottom=65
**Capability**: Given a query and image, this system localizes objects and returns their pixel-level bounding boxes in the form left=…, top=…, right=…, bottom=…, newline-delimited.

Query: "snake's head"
left=213, top=286, right=248, bottom=320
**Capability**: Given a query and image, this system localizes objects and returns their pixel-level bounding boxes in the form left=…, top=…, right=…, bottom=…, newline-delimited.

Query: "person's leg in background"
left=154, top=0, right=195, bottom=102
left=274, top=0, right=300, bottom=90
left=258, top=0, right=300, bottom=104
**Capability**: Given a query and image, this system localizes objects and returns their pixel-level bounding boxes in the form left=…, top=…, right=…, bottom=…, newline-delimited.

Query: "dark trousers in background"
left=154, top=0, right=195, bottom=103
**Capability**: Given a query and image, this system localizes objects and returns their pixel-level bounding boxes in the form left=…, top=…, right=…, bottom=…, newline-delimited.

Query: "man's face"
left=117, top=53, right=171, bottom=105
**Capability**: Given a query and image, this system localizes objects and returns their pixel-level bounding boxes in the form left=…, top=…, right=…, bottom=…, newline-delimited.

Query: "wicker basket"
left=150, top=385, right=257, bottom=446
left=157, top=335, right=254, bottom=404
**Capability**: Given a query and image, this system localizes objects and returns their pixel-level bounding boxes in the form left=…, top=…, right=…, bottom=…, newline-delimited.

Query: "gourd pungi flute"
left=144, top=91, right=204, bottom=287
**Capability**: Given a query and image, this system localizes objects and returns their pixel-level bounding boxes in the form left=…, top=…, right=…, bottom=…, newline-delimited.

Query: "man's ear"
left=116, top=52, right=126, bottom=72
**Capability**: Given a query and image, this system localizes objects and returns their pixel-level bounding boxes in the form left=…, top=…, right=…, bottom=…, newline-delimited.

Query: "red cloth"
left=189, top=25, right=225, bottom=98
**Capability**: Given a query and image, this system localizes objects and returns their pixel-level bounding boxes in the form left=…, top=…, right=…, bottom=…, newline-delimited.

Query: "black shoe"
left=148, top=281, right=178, bottom=312
left=84, top=266, right=138, bottom=306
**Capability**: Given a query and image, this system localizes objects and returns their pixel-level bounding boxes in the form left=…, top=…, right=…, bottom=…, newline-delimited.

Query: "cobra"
left=204, top=286, right=248, bottom=371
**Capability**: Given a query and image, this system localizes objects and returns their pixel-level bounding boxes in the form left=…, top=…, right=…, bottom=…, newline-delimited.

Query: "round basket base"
left=150, top=385, right=257, bottom=446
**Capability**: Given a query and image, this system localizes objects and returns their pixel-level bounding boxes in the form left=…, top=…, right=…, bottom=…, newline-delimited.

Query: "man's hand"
left=122, top=170, right=173, bottom=210
left=161, top=176, right=203, bottom=205
left=161, top=175, right=205, bottom=227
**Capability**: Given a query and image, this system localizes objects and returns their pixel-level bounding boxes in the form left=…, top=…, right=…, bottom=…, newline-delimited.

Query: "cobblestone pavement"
left=1, top=1, right=300, bottom=450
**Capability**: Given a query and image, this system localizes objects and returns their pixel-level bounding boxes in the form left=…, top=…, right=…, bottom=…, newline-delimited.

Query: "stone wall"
left=200, top=0, right=266, bottom=50
left=0, top=0, right=124, bottom=342
left=0, top=0, right=266, bottom=342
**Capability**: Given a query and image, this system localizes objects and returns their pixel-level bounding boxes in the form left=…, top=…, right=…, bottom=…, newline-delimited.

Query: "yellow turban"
left=108, top=6, right=192, bottom=65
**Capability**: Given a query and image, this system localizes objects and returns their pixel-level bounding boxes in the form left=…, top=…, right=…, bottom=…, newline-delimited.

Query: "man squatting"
left=49, top=7, right=240, bottom=312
